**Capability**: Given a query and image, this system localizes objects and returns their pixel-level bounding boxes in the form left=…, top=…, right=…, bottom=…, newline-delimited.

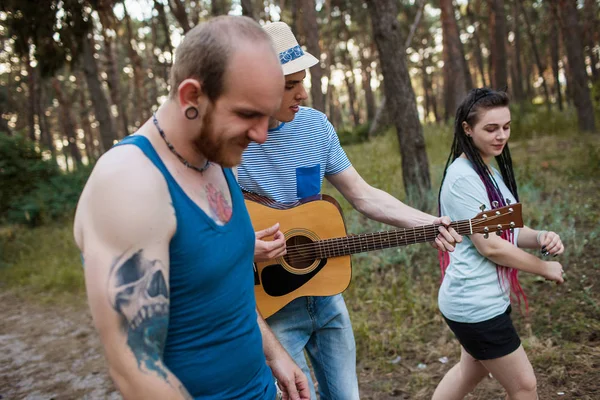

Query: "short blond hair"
left=169, top=16, right=272, bottom=100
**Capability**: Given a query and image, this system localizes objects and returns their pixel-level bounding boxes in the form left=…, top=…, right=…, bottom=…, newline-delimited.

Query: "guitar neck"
left=315, top=220, right=473, bottom=258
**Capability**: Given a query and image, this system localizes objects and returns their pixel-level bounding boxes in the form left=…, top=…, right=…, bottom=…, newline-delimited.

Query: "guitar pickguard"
left=261, top=258, right=328, bottom=297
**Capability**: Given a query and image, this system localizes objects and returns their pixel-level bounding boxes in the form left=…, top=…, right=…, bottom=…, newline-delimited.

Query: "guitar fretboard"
left=309, top=220, right=473, bottom=259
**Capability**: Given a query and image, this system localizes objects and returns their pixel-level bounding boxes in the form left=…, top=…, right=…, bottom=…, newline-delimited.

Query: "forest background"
left=0, top=0, right=599, bottom=398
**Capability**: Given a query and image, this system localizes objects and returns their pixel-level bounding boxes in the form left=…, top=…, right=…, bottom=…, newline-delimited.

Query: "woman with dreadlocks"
left=432, top=88, right=565, bottom=400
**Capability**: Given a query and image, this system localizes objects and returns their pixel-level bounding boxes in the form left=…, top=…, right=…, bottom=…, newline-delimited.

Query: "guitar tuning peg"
left=496, top=230, right=502, bottom=236
left=506, top=198, right=512, bottom=205
left=510, top=228, right=515, bottom=233
left=483, top=233, right=489, bottom=239
left=479, top=204, right=486, bottom=211
left=492, top=200, right=499, bottom=208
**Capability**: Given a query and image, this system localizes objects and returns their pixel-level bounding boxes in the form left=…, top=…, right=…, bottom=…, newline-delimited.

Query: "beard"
left=195, top=104, right=247, bottom=168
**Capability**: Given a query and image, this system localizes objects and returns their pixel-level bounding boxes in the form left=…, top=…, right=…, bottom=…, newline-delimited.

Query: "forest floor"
left=1, top=286, right=598, bottom=399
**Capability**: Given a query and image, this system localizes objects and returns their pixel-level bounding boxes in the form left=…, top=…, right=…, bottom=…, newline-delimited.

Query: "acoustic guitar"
left=244, top=192, right=523, bottom=318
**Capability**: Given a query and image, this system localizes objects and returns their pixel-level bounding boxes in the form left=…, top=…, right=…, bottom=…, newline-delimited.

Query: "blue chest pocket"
left=296, top=164, right=321, bottom=199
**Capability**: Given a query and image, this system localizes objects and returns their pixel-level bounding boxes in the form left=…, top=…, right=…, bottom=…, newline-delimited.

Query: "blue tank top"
left=115, top=135, right=275, bottom=400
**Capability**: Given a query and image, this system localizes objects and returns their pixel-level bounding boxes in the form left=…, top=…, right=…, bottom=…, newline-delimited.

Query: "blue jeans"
left=266, top=294, right=359, bottom=400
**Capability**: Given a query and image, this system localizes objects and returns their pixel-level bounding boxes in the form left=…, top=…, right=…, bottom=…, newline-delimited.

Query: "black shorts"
left=443, top=305, right=521, bottom=360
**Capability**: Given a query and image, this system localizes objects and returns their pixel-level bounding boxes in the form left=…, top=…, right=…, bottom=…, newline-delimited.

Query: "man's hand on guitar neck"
left=431, top=216, right=462, bottom=252
left=255, top=223, right=287, bottom=262
left=326, top=166, right=462, bottom=253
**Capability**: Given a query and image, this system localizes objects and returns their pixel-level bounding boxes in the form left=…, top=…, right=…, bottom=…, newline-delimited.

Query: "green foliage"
left=0, top=222, right=84, bottom=299
left=7, top=165, right=92, bottom=226
left=337, top=122, right=372, bottom=146
left=591, top=79, right=600, bottom=110
left=510, top=104, right=580, bottom=139
left=0, top=134, right=58, bottom=221
left=1, top=0, right=92, bottom=77
left=0, top=134, right=91, bottom=226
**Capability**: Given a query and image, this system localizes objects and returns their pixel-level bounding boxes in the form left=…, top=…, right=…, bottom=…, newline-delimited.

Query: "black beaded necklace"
left=152, top=114, right=210, bottom=173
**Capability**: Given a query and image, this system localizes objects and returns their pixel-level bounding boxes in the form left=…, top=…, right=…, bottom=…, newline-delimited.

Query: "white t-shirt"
left=438, top=157, right=520, bottom=323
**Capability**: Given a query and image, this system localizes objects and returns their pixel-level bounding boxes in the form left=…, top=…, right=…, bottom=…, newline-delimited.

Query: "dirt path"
left=0, top=292, right=119, bottom=400
left=1, top=290, right=598, bottom=400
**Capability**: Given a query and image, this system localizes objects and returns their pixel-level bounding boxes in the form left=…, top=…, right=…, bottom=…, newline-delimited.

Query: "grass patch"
left=0, top=222, right=84, bottom=303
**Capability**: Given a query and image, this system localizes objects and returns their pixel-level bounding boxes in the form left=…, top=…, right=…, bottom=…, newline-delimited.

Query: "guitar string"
left=283, top=225, right=461, bottom=258
left=279, top=221, right=473, bottom=264
left=280, top=212, right=512, bottom=254
left=276, top=216, right=515, bottom=264
left=282, top=220, right=471, bottom=254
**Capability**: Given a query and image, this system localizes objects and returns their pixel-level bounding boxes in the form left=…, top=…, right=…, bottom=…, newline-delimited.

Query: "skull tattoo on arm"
left=107, top=250, right=171, bottom=381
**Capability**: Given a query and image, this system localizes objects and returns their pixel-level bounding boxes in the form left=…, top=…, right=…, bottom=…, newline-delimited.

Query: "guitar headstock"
left=471, top=202, right=523, bottom=238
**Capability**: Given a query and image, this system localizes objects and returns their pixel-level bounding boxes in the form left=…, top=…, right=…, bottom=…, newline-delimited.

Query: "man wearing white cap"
left=237, top=22, right=462, bottom=399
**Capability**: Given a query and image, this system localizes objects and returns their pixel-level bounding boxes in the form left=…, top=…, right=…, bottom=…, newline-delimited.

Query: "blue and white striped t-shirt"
left=238, top=106, right=351, bottom=203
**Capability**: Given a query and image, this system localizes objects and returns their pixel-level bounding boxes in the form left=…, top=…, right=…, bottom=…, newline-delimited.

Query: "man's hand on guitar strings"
left=254, top=223, right=287, bottom=262
left=431, top=216, right=462, bottom=252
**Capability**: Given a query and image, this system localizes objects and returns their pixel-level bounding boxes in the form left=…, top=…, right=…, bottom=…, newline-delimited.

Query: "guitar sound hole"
left=284, top=236, right=317, bottom=269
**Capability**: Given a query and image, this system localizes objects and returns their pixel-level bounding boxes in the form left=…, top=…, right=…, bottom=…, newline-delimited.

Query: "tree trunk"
left=489, top=0, right=508, bottom=89
left=583, top=0, right=599, bottom=82
left=510, top=0, right=524, bottom=101
left=340, top=46, right=360, bottom=126
left=467, top=0, right=488, bottom=87
left=327, top=85, right=342, bottom=130
left=366, top=0, right=431, bottom=207
left=549, top=2, right=564, bottom=111
left=519, top=0, right=551, bottom=111
left=52, top=78, right=82, bottom=167
left=421, top=57, right=437, bottom=122
left=35, top=76, right=55, bottom=159
left=441, top=0, right=472, bottom=120
left=186, top=3, right=199, bottom=24
left=563, top=53, right=574, bottom=105
left=149, top=17, right=164, bottom=102
left=154, top=0, right=174, bottom=87
left=368, top=97, right=390, bottom=137
left=0, top=107, right=11, bottom=135
left=368, top=0, right=424, bottom=135
left=241, top=0, right=256, bottom=19
left=360, top=53, right=376, bottom=124
left=524, top=49, right=533, bottom=98
left=168, top=0, right=191, bottom=32
left=81, top=34, right=116, bottom=153
left=77, top=72, right=97, bottom=163
left=558, top=0, right=596, bottom=132
left=98, top=2, right=129, bottom=138
left=431, top=71, right=441, bottom=122
left=154, top=0, right=174, bottom=65
left=344, top=72, right=360, bottom=126
left=450, top=1, right=475, bottom=89
left=211, top=0, right=231, bottom=16
left=25, top=54, right=36, bottom=142
left=405, top=0, right=425, bottom=49
left=123, top=3, right=149, bottom=126
left=321, top=0, right=336, bottom=113
left=300, top=0, right=325, bottom=112
left=488, top=1, right=497, bottom=87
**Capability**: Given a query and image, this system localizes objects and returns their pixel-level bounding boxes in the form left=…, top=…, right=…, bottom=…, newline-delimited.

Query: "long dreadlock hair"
left=438, top=88, right=527, bottom=308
